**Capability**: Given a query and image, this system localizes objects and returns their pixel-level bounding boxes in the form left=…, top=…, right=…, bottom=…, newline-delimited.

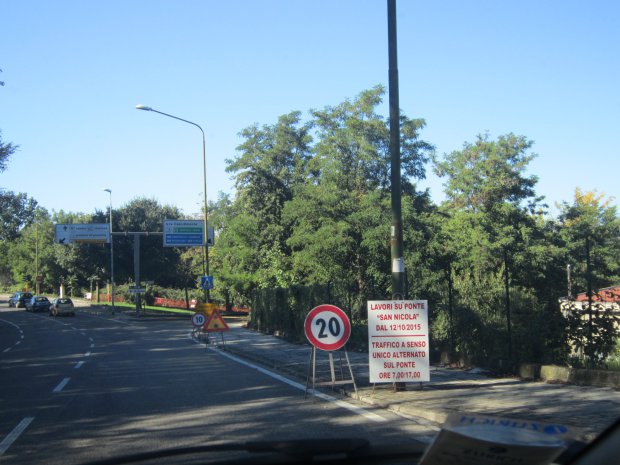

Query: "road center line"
left=0, top=417, right=34, bottom=456
left=209, top=345, right=387, bottom=423
left=53, top=377, right=70, bottom=393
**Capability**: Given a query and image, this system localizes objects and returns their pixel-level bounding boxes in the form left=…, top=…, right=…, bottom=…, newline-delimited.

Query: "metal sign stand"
left=202, top=328, right=226, bottom=351
left=305, top=347, right=357, bottom=397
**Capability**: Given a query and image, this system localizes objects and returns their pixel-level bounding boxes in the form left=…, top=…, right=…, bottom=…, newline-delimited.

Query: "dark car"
left=25, top=295, right=51, bottom=312
left=8, top=292, right=33, bottom=308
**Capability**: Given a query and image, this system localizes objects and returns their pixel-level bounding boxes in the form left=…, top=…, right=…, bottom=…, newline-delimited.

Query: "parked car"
left=8, top=292, right=33, bottom=308
left=49, top=297, right=75, bottom=316
left=25, top=295, right=52, bottom=312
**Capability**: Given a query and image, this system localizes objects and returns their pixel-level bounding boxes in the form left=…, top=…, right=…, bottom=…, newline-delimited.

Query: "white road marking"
left=85, top=351, right=91, bottom=357
left=0, top=319, right=23, bottom=353
left=190, top=334, right=387, bottom=423
left=53, top=377, right=70, bottom=393
left=0, top=318, right=21, bottom=331
left=0, top=417, right=34, bottom=456
left=74, top=361, right=84, bottom=369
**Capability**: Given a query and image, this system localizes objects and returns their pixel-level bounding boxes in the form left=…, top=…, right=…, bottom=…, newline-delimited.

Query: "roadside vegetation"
left=2, top=87, right=619, bottom=371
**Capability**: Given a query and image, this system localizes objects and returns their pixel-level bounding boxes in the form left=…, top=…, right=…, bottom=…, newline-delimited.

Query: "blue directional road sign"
left=163, top=220, right=204, bottom=247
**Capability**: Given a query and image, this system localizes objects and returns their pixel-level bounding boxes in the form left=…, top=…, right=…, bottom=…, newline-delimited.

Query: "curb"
left=354, top=390, right=446, bottom=425
left=219, top=337, right=447, bottom=427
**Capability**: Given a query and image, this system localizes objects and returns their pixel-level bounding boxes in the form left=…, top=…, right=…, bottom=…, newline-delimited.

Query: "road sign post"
left=304, top=304, right=356, bottom=396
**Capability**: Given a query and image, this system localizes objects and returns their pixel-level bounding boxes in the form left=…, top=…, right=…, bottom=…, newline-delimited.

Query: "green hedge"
left=250, top=283, right=368, bottom=350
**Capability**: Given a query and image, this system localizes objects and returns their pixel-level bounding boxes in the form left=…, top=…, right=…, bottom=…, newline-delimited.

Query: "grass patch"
left=97, top=301, right=194, bottom=315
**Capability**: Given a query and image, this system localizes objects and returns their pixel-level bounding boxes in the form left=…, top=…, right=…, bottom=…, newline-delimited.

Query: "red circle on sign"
left=304, top=304, right=351, bottom=351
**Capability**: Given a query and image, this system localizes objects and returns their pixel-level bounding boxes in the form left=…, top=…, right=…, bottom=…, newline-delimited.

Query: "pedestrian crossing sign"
left=202, top=311, right=229, bottom=332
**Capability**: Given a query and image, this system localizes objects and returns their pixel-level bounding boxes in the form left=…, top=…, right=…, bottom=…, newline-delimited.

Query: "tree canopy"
left=3, top=87, right=619, bottom=368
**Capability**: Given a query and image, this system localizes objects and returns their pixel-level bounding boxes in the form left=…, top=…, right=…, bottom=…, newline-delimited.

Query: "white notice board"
left=367, top=300, right=430, bottom=383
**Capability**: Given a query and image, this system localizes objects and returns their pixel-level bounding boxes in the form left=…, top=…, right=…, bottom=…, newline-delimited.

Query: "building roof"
left=573, top=285, right=620, bottom=303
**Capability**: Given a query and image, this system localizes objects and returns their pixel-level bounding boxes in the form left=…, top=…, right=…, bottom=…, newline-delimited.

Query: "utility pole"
left=388, top=0, right=405, bottom=301
left=504, top=248, right=512, bottom=365
left=388, top=0, right=407, bottom=391
left=586, top=235, right=593, bottom=365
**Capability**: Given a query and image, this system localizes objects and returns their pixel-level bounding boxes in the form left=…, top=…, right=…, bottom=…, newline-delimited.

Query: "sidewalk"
left=217, top=320, right=620, bottom=442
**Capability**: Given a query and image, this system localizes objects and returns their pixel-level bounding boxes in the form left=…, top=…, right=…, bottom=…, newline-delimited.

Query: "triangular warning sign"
left=202, top=310, right=229, bottom=332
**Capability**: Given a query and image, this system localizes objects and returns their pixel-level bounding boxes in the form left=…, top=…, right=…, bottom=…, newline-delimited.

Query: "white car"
left=49, top=297, right=75, bottom=316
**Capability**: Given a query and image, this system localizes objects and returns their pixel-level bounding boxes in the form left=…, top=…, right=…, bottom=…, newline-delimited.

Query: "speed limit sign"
left=304, top=304, right=351, bottom=351
left=191, top=312, right=206, bottom=327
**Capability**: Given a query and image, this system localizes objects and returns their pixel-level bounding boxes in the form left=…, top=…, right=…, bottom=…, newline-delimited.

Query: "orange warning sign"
left=202, top=311, right=229, bottom=332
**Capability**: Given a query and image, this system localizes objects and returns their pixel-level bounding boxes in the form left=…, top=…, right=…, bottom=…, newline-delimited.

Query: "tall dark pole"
left=447, top=263, right=455, bottom=355
left=504, top=248, right=512, bottom=364
left=104, top=189, right=115, bottom=315
left=134, top=233, right=141, bottom=314
left=136, top=105, right=209, bottom=302
left=586, top=235, right=593, bottom=364
left=388, top=0, right=407, bottom=392
left=388, top=0, right=406, bottom=301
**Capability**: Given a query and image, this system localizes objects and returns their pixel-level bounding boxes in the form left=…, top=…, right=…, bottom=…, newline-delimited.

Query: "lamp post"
left=103, top=189, right=115, bottom=313
left=135, top=104, right=210, bottom=302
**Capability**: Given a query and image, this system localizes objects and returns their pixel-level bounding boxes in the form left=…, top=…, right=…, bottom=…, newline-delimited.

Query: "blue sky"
left=1, top=0, right=618, bottom=218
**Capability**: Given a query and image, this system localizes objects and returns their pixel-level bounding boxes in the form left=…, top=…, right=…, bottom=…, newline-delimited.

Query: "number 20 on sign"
left=304, top=304, right=351, bottom=351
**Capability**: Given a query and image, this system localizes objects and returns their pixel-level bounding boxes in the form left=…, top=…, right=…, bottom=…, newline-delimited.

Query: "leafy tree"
left=209, top=198, right=261, bottom=308
left=434, top=133, right=541, bottom=214
left=284, top=87, right=433, bottom=316
left=2, top=208, right=73, bottom=293
left=557, top=189, right=620, bottom=363
left=0, top=190, right=38, bottom=242
left=557, top=189, right=620, bottom=292
left=47, top=210, right=107, bottom=294
left=224, top=111, right=312, bottom=290
left=221, top=87, right=434, bottom=316
left=432, top=133, right=558, bottom=366
left=113, top=197, right=185, bottom=287
left=0, top=191, right=39, bottom=288
left=0, top=130, right=18, bottom=174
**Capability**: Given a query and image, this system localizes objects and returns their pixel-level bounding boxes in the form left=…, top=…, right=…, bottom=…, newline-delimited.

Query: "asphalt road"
left=0, top=301, right=435, bottom=465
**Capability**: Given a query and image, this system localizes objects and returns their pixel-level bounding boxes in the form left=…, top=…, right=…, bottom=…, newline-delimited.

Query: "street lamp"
left=103, top=188, right=115, bottom=313
left=135, top=104, right=210, bottom=301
